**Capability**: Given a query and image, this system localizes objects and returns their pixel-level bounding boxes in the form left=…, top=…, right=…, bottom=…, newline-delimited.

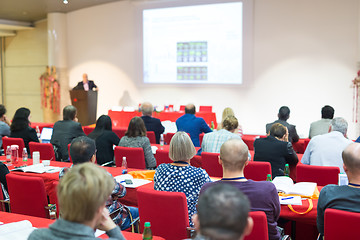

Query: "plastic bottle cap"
left=144, top=222, right=151, bottom=227
left=267, top=174, right=271, bottom=177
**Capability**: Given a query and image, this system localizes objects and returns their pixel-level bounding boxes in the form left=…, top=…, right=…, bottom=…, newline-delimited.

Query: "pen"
left=281, top=197, right=294, bottom=200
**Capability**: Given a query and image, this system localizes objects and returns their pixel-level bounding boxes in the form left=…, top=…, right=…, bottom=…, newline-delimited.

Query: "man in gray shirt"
left=309, top=105, right=334, bottom=139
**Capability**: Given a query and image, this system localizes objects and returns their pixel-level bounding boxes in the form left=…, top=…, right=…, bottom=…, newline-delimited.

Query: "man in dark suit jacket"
left=266, top=106, right=299, bottom=144
left=50, top=105, right=86, bottom=161
left=73, top=73, right=98, bottom=91
left=140, top=102, right=165, bottom=144
left=254, top=123, right=298, bottom=178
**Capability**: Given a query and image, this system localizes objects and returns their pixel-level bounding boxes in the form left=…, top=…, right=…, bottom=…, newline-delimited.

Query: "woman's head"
left=222, top=107, right=235, bottom=122
left=10, top=107, right=31, bottom=132
left=169, top=131, right=196, bottom=161
left=95, top=115, right=112, bottom=131
left=125, top=116, right=146, bottom=137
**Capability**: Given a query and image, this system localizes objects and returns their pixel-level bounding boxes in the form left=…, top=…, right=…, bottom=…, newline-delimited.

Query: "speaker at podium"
left=69, top=90, right=97, bottom=126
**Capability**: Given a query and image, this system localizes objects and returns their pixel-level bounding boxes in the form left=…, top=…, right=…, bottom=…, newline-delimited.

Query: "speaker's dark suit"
left=73, top=80, right=97, bottom=91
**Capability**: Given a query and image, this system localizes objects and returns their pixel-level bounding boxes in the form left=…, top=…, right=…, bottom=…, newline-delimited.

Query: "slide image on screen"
left=143, top=1, right=243, bottom=85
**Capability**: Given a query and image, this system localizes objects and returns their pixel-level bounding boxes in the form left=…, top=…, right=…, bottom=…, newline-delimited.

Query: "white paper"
left=338, top=173, right=349, bottom=186
left=272, top=176, right=317, bottom=197
left=95, top=229, right=105, bottom=237
left=11, top=164, right=61, bottom=173
left=0, top=220, right=36, bottom=240
left=279, top=196, right=302, bottom=205
left=151, top=146, right=158, bottom=154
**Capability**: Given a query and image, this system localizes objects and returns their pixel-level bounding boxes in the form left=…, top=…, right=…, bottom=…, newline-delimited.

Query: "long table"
left=108, top=110, right=217, bottom=128
left=0, top=211, right=165, bottom=239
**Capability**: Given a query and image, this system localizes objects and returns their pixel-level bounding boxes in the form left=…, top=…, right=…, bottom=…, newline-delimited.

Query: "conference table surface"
left=0, top=211, right=165, bottom=239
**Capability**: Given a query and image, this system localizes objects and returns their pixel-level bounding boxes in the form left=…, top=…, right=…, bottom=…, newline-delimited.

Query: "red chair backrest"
left=114, top=146, right=145, bottom=169
left=53, top=181, right=60, bottom=218
left=155, top=149, right=172, bottom=166
left=201, top=152, right=222, bottom=177
left=179, top=105, right=186, bottom=111
left=29, top=142, right=56, bottom=161
left=83, top=126, right=95, bottom=135
left=6, top=174, right=48, bottom=218
left=199, top=106, right=212, bottom=112
left=67, top=143, right=72, bottom=163
left=146, top=131, right=156, bottom=144
left=113, top=128, right=127, bottom=139
left=244, top=161, right=272, bottom=181
left=244, top=211, right=269, bottom=240
left=325, top=208, right=360, bottom=240
left=2, top=137, right=25, bottom=156
left=296, top=164, right=340, bottom=186
left=165, top=133, right=175, bottom=145
left=137, top=188, right=189, bottom=240
left=199, top=133, right=205, bottom=146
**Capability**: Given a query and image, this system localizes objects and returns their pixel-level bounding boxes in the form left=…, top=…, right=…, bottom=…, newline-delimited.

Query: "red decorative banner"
left=39, top=66, right=60, bottom=113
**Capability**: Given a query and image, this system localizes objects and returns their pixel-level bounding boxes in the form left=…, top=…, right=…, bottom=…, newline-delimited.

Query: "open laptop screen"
left=40, top=127, right=53, bottom=143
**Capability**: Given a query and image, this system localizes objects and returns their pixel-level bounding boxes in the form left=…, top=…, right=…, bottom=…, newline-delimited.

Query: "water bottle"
left=284, top=164, right=290, bottom=177
left=22, top=147, right=28, bottom=165
left=6, top=146, right=11, bottom=164
left=122, top=157, right=128, bottom=174
left=143, top=222, right=153, bottom=240
left=266, top=174, right=272, bottom=181
left=210, top=121, right=215, bottom=130
left=160, top=134, right=164, bottom=146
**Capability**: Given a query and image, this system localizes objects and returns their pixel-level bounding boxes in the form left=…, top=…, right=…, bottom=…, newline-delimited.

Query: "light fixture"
left=63, top=0, right=68, bottom=4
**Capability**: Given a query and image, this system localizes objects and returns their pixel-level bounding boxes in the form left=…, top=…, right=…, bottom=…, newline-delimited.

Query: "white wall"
left=66, top=0, right=359, bottom=139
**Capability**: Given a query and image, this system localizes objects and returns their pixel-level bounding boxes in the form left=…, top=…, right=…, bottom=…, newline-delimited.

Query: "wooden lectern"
left=69, top=90, right=97, bottom=126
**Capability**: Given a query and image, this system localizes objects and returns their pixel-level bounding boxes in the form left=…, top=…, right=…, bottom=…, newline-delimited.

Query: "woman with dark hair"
left=10, top=107, right=39, bottom=152
left=88, top=115, right=120, bottom=166
left=119, top=117, right=156, bottom=169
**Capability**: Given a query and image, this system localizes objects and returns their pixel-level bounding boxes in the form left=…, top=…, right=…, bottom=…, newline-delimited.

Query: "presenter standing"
left=73, top=73, right=98, bottom=91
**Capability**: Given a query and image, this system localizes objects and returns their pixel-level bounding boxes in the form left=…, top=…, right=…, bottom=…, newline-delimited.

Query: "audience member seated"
left=201, top=138, right=281, bottom=240
left=118, top=117, right=156, bottom=169
left=302, top=117, right=352, bottom=173
left=217, top=107, right=243, bottom=137
left=202, top=115, right=242, bottom=153
left=60, top=136, right=138, bottom=231
left=10, top=107, right=39, bottom=153
left=29, top=163, right=125, bottom=240
left=176, top=104, right=212, bottom=147
left=51, top=105, right=86, bottom=161
left=193, top=184, right=253, bottom=240
left=309, top=105, right=334, bottom=139
left=88, top=115, right=120, bottom=166
left=266, top=106, right=299, bottom=144
left=0, top=104, right=10, bottom=149
left=317, top=143, right=360, bottom=238
left=154, top=131, right=211, bottom=227
left=254, top=123, right=298, bottom=178
left=140, top=102, right=165, bottom=144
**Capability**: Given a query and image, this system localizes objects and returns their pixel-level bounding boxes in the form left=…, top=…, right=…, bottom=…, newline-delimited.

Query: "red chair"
left=6, top=174, right=49, bottom=218
left=296, top=164, right=340, bottom=186
left=165, top=132, right=175, bottom=145
left=155, top=149, right=172, bottom=166
left=304, top=138, right=310, bottom=151
left=179, top=105, right=186, bottom=111
left=324, top=208, right=360, bottom=240
left=67, top=143, right=72, bottom=163
left=137, top=187, right=190, bottom=240
left=201, top=152, right=222, bottom=177
left=29, top=142, right=56, bottom=161
left=199, top=106, right=212, bottom=112
left=146, top=131, right=156, bottom=144
left=83, top=126, right=95, bottom=135
left=2, top=137, right=25, bottom=156
left=199, top=133, right=205, bottom=146
left=114, top=146, right=145, bottom=169
left=244, top=211, right=268, bottom=240
left=244, top=161, right=272, bottom=181
left=113, top=128, right=126, bottom=139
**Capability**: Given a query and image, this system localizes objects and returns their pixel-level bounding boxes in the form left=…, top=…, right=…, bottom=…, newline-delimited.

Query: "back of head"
left=220, top=138, right=249, bottom=171
left=88, top=115, right=112, bottom=140
left=321, top=105, right=335, bottom=119
left=278, top=106, right=290, bottom=121
left=269, top=123, right=287, bottom=138
left=330, top=117, right=348, bottom=135
left=0, top=104, right=6, bottom=118
left=169, top=131, right=196, bottom=161
left=125, top=116, right=146, bottom=137
left=342, top=143, right=360, bottom=175
left=58, top=162, right=114, bottom=223
left=141, top=102, right=153, bottom=116
left=222, top=116, right=239, bottom=132
left=70, top=136, right=96, bottom=164
left=185, top=104, right=196, bottom=115
left=222, top=107, right=235, bottom=122
left=63, top=105, right=77, bottom=121
left=197, top=183, right=250, bottom=240
left=11, top=107, right=30, bottom=132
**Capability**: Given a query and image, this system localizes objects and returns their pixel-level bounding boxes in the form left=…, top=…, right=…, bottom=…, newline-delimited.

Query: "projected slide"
left=143, top=1, right=243, bottom=84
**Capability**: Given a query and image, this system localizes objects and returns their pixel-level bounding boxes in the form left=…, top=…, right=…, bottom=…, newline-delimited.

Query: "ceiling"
left=0, top=0, right=122, bottom=36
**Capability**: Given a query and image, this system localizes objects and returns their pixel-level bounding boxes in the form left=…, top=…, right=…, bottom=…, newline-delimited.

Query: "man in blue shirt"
left=176, top=104, right=212, bottom=147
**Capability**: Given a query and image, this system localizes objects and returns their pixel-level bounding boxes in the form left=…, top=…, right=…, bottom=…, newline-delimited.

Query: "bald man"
left=175, top=104, right=212, bottom=147
left=317, top=143, right=360, bottom=237
left=200, top=138, right=282, bottom=240
left=73, top=73, right=98, bottom=91
left=140, top=102, right=164, bottom=144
